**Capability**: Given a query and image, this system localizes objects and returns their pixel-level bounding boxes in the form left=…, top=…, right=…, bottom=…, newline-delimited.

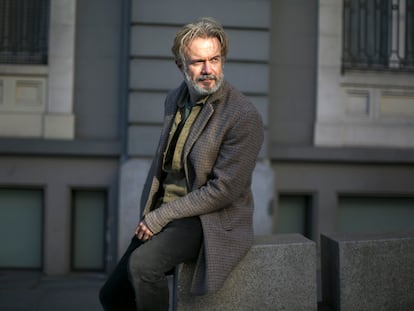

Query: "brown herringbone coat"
left=140, top=80, right=264, bottom=295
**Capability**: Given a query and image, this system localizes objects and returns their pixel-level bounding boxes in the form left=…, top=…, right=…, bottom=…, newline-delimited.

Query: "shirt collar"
left=176, top=86, right=209, bottom=109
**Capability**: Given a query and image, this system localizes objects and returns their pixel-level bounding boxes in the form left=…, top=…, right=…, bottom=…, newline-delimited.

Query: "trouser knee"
left=128, top=247, right=163, bottom=283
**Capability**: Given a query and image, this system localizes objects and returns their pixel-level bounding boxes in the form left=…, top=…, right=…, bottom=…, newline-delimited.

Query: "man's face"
left=181, top=37, right=224, bottom=97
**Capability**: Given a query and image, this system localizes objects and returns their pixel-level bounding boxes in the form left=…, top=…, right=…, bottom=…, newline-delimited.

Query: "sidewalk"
left=1, top=271, right=332, bottom=311
left=0, top=271, right=105, bottom=311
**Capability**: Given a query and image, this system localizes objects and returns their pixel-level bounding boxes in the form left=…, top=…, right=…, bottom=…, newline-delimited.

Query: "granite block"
left=321, top=232, right=414, bottom=311
left=177, top=234, right=317, bottom=311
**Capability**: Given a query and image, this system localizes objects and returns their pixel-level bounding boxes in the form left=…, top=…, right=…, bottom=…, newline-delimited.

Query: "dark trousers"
left=99, top=217, right=203, bottom=311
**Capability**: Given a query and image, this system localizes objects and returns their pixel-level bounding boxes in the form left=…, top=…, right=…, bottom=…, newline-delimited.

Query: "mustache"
left=197, top=75, right=217, bottom=81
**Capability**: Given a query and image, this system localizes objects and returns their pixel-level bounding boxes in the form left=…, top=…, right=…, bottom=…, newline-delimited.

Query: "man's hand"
left=135, top=221, right=154, bottom=241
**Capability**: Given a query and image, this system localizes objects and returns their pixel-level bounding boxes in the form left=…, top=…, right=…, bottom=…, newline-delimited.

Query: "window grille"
left=0, top=0, right=50, bottom=64
left=343, top=0, right=414, bottom=71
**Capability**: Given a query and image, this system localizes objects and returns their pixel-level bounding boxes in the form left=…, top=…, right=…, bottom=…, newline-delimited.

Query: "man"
left=100, top=17, right=264, bottom=311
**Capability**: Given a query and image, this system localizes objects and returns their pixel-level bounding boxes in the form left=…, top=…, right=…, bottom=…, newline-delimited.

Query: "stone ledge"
left=321, top=231, right=414, bottom=311
left=177, top=234, right=317, bottom=311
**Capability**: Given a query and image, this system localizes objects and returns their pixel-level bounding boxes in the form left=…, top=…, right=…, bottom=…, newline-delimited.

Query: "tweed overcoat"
left=140, top=80, right=264, bottom=295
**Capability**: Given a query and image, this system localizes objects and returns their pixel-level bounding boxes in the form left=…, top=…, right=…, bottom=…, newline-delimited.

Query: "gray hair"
left=171, top=17, right=229, bottom=65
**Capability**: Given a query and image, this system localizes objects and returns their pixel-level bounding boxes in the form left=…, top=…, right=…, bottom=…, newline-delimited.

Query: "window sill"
left=0, top=64, right=48, bottom=76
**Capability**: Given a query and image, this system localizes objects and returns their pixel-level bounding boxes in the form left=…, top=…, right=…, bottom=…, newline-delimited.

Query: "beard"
left=184, top=70, right=224, bottom=97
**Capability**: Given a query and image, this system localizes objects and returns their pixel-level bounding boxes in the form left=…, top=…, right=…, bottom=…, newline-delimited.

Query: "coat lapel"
left=183, top=102, right=214, bottom=159
left=153, top=84, right=187, bottom=177
left=183, top=83, right=223, bottom=159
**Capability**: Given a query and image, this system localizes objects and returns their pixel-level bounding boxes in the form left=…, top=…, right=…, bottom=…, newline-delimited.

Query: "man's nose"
left=202, top=61, right=212, bottom=74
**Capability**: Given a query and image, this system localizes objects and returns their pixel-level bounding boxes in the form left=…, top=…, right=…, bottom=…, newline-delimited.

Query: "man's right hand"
left=135, top=221, right=154, bottom=241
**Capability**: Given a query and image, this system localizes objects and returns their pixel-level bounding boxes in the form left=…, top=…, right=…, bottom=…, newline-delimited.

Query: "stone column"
left=45, top=0, right=77, bottom=139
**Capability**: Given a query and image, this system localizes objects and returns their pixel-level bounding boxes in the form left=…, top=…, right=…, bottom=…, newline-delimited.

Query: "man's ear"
left=175, top=60, right=183, bottom=70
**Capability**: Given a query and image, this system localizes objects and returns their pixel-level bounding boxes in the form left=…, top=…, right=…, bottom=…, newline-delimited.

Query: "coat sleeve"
left=143, top=105, right=264, bottom=234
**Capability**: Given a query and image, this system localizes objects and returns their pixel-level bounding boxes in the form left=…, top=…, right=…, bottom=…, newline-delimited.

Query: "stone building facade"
left=0, top=0, right=413, bottom=282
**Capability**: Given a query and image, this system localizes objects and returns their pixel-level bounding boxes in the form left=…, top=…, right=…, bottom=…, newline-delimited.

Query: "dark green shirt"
left=161, top=90, right=209, bottom=204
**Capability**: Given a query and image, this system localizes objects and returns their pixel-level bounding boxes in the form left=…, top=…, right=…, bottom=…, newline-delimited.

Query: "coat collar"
left=163, top=80, right=229, bottom=158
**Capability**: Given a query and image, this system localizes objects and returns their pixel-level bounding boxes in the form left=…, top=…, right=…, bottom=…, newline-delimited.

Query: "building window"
left=0, top=188, right=43, bottom=269
left=71, top=190, right=106, bottom=271
left=0, top=0, right=50, bottom=64
left=337, top=196, right=414, bottom=233
left=275, top=195, right=313, bottom=239
left=343, top=0, right=414, bottom=71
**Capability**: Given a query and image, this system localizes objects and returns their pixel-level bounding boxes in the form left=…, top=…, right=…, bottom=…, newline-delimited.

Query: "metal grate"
left=343, top=0, right=414, bottom=71
left=0, top=0, right=50, bottom=65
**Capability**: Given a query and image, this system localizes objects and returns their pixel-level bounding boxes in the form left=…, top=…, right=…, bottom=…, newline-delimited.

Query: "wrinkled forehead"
left=184, top=37, right=221, bottom=58
left=184, top=37, right=222, bottom=59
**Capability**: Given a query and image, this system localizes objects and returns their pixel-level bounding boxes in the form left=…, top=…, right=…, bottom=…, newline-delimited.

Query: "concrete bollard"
left=177, top=234, right=317, bottom=311
left=321, top=231, right=414, bottom=311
